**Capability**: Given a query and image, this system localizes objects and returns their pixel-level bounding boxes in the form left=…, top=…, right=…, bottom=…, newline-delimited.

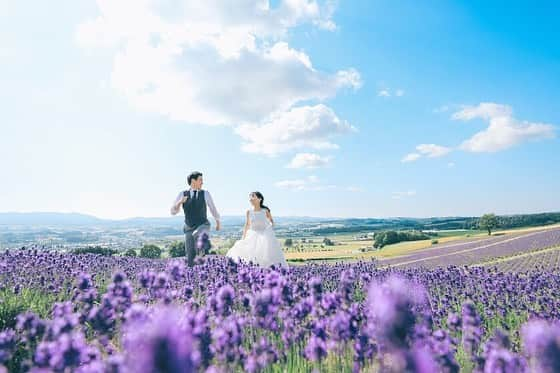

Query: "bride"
left=226, top=192, right=287, bottom=267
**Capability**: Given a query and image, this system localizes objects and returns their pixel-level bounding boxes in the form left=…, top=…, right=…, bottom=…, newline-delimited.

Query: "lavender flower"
left=124, top=306, right=196, bottom=373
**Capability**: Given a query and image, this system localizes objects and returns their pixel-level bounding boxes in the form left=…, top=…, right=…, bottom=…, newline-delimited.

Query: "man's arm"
left=170, top=191, right=187, bottom=215
left=205, top=191, right=221, bottom=230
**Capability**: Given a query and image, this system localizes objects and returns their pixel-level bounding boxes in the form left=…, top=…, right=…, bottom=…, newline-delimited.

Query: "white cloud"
left=452, top=103, right=512, bottom=121
left=76, top=0, right=361, bottom=154
left=275, top=175, right=330, bottom=191
left=377, top=88, right=405, bottom=98
left=447, top=162, right=455, bottom=168
left=401, top=144, right=451, bottom=162
left=416, top=144, right=452, bottom=158
left=287, top=153, right=331, bottom=168
left=401, top=153, right=421, bottom=163
left=403, top=102, right=555, bottom=162
left=453, top=103, right=556, bottom=153
left=275, top=175, right=361, bottom=192
left=377, top=89, right=390, bottom=97
left=236, top=104, right=355, bottom=156
left=392, top=190, right=416, bottom=199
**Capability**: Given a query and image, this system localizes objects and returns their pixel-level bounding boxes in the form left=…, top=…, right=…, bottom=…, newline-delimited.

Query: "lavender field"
left=379, top=227, right=560, bottom=270
left=2, top=228, right=560, bottom=373
left=478, top=246, right=560, bottom=273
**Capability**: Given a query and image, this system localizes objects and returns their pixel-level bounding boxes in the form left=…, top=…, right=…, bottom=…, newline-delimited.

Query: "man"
left=170, top=171, right=221, bottom=266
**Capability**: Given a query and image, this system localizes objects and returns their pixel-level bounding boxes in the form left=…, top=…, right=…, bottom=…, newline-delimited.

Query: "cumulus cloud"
left=377, top=89, right=390, bottom=97
left=275, top=175, right=360, bottom=192
left=275, top=175, right=327, bottom=191
left=76, top=0, right=361, bottom=155
left=236, top=104, right=355, bottom=156
left=403, top=102, right=556, bottom=162
left=377, top=88, right=405, bottom=98
left=453, top=103, right=556, bottom=152
left=401, top=153, right=421, bottom=163
left=287, top=153, right=331, bottom=168
left=452, top=103, right=512, bottom=121
left=401, top=144, right=451, bottom=162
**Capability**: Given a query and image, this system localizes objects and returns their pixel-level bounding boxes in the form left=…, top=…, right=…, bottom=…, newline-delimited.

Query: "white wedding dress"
left=226, top=209, right=288, bottom=267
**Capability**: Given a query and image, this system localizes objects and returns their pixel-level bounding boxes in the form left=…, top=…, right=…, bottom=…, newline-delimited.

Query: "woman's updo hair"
left=252, top=191, right=270, bottom=212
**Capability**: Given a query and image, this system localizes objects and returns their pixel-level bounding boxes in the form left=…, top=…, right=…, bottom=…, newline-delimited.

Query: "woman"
left=226, top=192, right=287, bottom=267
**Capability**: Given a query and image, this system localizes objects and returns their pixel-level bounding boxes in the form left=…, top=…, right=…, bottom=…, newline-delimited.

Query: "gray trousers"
left=184, top=223, right=210, bottom=266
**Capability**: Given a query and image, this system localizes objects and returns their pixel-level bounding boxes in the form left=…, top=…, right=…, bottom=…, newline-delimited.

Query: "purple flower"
left=483, top=348, right=526, bottom=373
left=522, top=319, right=560, bottom=373
left=0, top=329, right=16, bottom=364
left=167, top=260, right=186, bottom=282
left=304, top=335, right=327, bottom=362
left=308, top=277, right=323, bottom=301
left=16, top=312, right=46, bottom=343
left=461, top=300, right=483, bottom=360
left=215, top=284, right=235, bottom=317
left=210, top=316, right=245, bottom=364
left=197, top=233, right=211, bottom=255
left=447, top=312, right=461, bottom=332
left=124, top=307, right=196, bottom=373
left=366, top=275, right=427, bottom=349
left=139, top=269, right=155, bottom=289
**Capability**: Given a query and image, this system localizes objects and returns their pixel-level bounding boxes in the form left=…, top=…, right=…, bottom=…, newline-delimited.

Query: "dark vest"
left=182, top=190, right=209, bottom=228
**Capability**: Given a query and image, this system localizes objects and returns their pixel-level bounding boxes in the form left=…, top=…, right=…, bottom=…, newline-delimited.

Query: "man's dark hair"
left=187, top=171, right=203, bottom=185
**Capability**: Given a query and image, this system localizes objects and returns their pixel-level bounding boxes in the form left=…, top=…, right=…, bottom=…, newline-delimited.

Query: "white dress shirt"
left=170, top=189, right=220, bottom=221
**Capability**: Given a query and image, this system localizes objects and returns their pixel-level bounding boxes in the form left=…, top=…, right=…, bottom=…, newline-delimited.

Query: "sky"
left=1, top=0, right=559, bottom=220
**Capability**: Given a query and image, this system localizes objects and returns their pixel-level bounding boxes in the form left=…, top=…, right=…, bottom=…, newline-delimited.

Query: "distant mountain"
left=0, top=212, right=333, bottom=227
left=0, top=212, right=105, bottom=226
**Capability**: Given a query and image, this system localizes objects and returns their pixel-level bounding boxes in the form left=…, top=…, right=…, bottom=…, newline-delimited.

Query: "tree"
left=140, top=244, right=162, bottom=259
left=169, top=240, right=186, bottom=258
left=323, top=237, right=334, bottom=246
left=479, top=213, right=499, bottom=235
left=72, top=246, right=116, bottom=256
left=124, top=248, right=137, bottom=257
left=284, top=238, right=293, bottom=247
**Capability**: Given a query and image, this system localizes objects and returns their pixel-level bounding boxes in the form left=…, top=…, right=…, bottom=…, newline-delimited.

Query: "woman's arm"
left=265, top=209, right=274, bottom=226
left=242, top=210, right=250, bottom=239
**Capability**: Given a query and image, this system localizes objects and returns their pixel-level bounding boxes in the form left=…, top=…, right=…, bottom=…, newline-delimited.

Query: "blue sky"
left=1, top=0, right=559, bottom=219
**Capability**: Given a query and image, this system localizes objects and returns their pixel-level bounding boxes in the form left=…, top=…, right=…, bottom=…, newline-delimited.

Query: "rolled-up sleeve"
left=205, top=191, right=221, bottom=221
left=170, top=191, right=183, bottom=215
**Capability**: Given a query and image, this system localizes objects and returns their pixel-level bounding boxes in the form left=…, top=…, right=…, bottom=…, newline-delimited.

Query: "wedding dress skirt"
left=226, top=210, right=287, bottom=267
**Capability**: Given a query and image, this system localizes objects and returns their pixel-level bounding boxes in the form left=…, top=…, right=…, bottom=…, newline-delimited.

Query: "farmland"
left=2, top=223, right=560, bottom=372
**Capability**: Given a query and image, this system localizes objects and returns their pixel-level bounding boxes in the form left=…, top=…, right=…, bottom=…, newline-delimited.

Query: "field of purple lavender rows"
left=2, top=227, right=560, bottom=372
left=478, top=246, right=560, bottom=273
left=379, top=227, right=560, bottom=270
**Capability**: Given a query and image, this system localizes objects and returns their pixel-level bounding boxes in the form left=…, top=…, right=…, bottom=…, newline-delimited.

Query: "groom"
left=170, top=171, right=221, bottom=266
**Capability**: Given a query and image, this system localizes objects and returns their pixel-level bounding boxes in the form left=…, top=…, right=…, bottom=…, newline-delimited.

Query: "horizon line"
left=1, top=210, right=559, bottom=222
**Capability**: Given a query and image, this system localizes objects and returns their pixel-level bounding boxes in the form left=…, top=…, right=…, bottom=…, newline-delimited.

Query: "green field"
left=278, top=223, right=560, bottom=264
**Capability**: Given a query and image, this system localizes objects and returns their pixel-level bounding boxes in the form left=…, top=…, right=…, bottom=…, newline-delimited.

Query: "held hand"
left=180, top=195, right=189, bottom=204
left=216, top=221, right=221, bottom=231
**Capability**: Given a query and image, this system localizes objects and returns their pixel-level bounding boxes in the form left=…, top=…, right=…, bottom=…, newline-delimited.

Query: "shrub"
left=323, top=238, right=335, bottom=246
left=124, top=248, right=137, bottom=257
left=169, top=241, right=186, bottom=258
left=373, top=230, right=430, bottom=248
left=71, top=246, right=116, bottom=256
left=139, top=244, right=162, bottom=259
